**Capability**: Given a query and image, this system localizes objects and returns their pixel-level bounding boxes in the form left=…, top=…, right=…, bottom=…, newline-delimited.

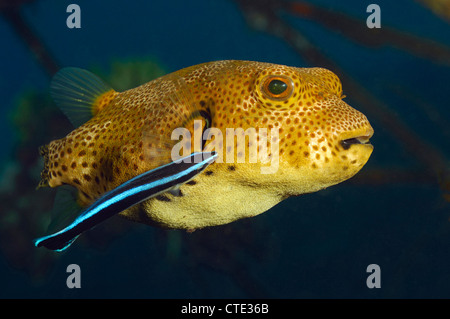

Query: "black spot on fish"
left=199, top=110, right=212, bottom=150
left=81, top=191, right=91, bottom=200
left=186, top=180, right=197, bottom=185
left=205, top=170, right=213, bottom=176
left=156, top=194, right=171, bottom=202
left=228, top=165, right=236, bottom=171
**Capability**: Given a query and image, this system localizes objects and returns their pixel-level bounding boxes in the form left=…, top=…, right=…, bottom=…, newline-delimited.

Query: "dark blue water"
left=1, top=0, right=449, bottom=298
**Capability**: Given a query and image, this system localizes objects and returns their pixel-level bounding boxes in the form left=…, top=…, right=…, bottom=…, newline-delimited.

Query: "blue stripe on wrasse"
left=34, top=151, right=217, bottom=251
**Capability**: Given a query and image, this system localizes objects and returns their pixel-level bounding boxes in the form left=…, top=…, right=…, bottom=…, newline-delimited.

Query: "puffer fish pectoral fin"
left=34, top=151, right=218, bottom=251
left=141, top=73, right=210, bottom=168
left=50, top=67, right=117, bottom=127
left=165, top=74, right=211, bottom=137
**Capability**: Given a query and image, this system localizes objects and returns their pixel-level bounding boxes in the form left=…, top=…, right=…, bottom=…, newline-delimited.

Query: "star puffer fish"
left=39, top=60, right=374, bottom=232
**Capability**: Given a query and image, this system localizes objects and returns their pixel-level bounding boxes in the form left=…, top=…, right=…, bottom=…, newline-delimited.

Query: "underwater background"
left=1, top=0, right=449, bottom=298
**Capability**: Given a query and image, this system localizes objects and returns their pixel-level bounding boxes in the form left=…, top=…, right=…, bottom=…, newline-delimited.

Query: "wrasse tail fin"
left=50, top=67, right=118, bottom=127
left=34, top=234, right=79, bottom=252
left=34, top=185, right=83, bottom=251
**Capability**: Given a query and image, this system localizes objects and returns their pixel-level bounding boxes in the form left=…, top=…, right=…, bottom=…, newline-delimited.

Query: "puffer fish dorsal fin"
left=50, top=67, right=118, bottom=127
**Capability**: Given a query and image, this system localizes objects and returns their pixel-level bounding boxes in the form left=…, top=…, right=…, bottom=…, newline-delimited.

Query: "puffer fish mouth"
left=340, top=130, right=374, bottom=150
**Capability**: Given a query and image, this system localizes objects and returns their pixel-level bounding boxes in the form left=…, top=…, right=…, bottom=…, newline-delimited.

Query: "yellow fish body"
left=40, top=60, right=374, bottom=231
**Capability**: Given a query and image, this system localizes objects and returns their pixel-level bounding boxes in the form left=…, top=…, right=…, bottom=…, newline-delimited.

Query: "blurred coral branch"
left=416, top=0, right=450, bottom=22
left=290, top=1, right=450, bottom=66
left=1, top=4, right=59, bottom=77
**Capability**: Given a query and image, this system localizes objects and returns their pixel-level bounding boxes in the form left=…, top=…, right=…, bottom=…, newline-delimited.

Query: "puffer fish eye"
left=261, top=75, right=294, bottom=101
left=268, top=79, right=287, bottom=95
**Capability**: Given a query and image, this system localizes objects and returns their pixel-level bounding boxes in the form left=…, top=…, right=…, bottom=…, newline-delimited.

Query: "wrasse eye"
left=261, top=75, right=294, bottom=101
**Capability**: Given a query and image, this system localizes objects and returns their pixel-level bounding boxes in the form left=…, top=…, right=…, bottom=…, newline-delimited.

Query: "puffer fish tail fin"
left=37, top=144, right=50, bottom=189
left=50, top=67, right=118, bottom=127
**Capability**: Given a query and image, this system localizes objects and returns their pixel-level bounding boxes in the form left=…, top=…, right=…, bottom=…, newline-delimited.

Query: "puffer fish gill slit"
left=40, top=60, right=374, bottom=230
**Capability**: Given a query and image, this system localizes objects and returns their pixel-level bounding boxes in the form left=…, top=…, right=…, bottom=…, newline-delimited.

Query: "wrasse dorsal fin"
left=50, top=67, right=117, bottom=127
